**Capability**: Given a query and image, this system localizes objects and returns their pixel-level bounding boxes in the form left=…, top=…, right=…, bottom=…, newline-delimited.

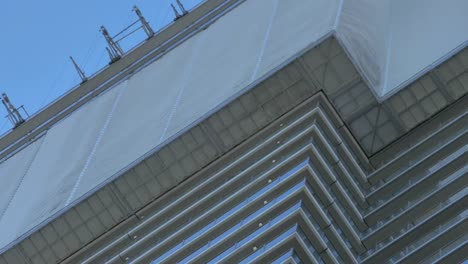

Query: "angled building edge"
left=0, top=33, right=466, bottom=263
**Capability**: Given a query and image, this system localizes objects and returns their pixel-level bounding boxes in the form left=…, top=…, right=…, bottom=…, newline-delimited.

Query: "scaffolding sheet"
left=0, top=85, right=123, bottom=249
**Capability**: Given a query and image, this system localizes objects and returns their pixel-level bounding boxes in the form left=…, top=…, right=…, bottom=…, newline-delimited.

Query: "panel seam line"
left=158, top=33, right=206, bottom=143
left=0, top=137, right=47, bottom=221
left=65, top=83, right=128, bottom=206
left=251, top=0, right=280, bottom=81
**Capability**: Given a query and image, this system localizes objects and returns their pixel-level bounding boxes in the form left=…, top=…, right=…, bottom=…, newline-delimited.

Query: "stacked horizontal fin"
left=58, top=93, right=467, bottom=264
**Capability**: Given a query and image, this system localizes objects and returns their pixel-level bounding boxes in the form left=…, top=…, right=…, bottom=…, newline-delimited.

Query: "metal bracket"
left=133, top=5, right=154, bottom=38
left=176, top=0, right=188, bottom=15
left=101, top=26, right=124, bottom=63
left=70, top=56, right=88, bottom=83
left=1, top=93, right=28, bottom=128
left=172, top=0, right=189, bottom=21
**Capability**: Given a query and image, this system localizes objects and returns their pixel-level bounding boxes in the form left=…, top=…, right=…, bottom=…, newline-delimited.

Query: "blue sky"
left=0, top=0, right=202, bottom=134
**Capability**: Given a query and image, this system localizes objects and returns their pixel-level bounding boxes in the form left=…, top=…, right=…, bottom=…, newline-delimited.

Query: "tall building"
left=0, top=0, right=467, bottom=263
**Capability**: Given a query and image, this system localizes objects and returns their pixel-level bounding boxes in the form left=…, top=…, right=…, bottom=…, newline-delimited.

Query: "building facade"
left=0, top=0, right=467, bottom=263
